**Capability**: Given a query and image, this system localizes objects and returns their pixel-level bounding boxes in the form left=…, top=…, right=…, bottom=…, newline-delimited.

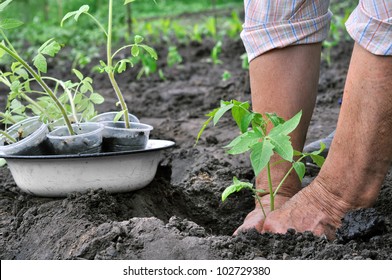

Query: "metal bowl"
left=2, top=140, right=175, bottom=197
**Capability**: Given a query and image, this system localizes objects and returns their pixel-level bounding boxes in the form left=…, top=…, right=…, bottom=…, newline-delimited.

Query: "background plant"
left=196, top=100, right=325, bottom=216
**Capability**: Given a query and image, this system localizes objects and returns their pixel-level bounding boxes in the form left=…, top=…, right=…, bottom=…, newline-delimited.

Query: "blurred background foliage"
left=0, top=0, right=358, bottom=69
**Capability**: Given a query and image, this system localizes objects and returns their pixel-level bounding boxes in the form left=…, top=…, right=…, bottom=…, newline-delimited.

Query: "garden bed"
left=1, top=38, right=391, bottom=260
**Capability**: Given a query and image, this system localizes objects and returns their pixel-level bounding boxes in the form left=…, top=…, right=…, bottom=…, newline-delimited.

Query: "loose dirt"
left=1, top=37, right=392, bottom=260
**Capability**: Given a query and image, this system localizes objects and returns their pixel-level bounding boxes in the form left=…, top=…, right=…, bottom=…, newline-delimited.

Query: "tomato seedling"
left=61, top=0, right=158, bottom=128
left=196, top=100, right=325, bottom=216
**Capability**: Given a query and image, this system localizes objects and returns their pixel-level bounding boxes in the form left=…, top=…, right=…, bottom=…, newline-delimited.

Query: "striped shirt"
left=241, top=0, right=392, bottom=61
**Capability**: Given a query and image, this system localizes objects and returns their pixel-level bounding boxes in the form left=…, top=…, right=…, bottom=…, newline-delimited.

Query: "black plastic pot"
left=100, top=121, right=153, bottom=152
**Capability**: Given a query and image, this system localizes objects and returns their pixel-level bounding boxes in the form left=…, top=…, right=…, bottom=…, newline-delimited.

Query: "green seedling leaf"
left=251, top=113, right=266, bottom=129
left=310, top=141, right=326, bottom=155
left=250, top=139, right=274, bottom=176
left=61, top=11, right=77, bottom=26
left=195, top=108, right=219, bottom=144
left=73, top=92, right=83, bottom=104
left=293, top=150, right=302, bottom=156
left=117, top=60, right=127, bottom=73
left=232, top=102, right=252, bottom=133
left=114, top=110, right=125, bottom=122
left=40, top=41, right=62, bottom=57
left=15, top=68, right=28, bottom=80
left=131, top=45, right=139, bottom=57
left=72, top=69, right=84, bottom=80
left=222, top=177, right=253, bottom=201
left=310, top=154, right=325, bottom=168
left=10, top=80, right=20, bottom=92
left=134, top=35, right=144, bottom=44
left=0, top=0, right=12, bottom=12
left=140, top=45, right=158, bottom=60
left=89, top=93, right=104, bottom=104
left=0, top=18, right=23, bottom=30
left=80, top=81, right=93, bottom=93
left=268, top=134, right=293, bottom=162
left=213, top=103, right=233, bottom=125
left=0, top=158, right=7, bottom=167
left=293, top=161, right=306, bottom=182
left=266, top=112, right=285, bottom=127
left=38, top=38, right=55, bottom=53
left=269, top=111, right=302, bottom=137
left=124, top=0, right=136, bottom=4
left=226, top=130, right=262, bottom=155
left=76, top=99, right=88, bottom=112
left=32, top=53, right=47, bottom=73
left=61, top=5, right=89, bottom=26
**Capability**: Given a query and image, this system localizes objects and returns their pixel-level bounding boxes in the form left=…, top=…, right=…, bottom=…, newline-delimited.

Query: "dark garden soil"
left=1, top=37, right=392, bottom=260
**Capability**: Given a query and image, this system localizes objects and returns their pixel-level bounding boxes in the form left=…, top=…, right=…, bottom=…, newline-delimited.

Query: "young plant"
left=167, top=46, right=182, bottom=67
left=240, top=53, right=249, bottom=70
left=210, top=40, right=222, bottom=65
left=196, top=100, right=325, bottom=217
left=0, top=2, right=75, bottom=135
left=61, top=0, right=158, bottom=128
left=221, top=70, right=231, bottom=81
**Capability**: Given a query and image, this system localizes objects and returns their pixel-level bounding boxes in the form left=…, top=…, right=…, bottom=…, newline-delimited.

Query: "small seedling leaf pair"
left=60, top=5, right=89, bottom=27
left=222, top=177, right=254, bottom=202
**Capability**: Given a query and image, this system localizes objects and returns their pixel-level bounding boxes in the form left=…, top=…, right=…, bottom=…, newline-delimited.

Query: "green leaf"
left=0, top=18, right=23, bottom=30
left=266, top=112, right=285, bottom=127
left=117, top=60, right=127, bottom=73
left=124, top=0, right=136, bottom=4
left=140, top=44, right=158, bottom=60
left=232, top=103, right=251, bottom=133
left=61, top=11, right=77, bottom=26
left=293, top=150, right=302, bottom=156
left=72, top=69, right=84, bottom=80
left=76, top=99, right=88, bottom=112
left=134, top=35, right=143, bottom=43
left=250, top=139, right=274, bottom=176
left=32, top=53, right=47, bottom=73
left=269, top=111, right=302, bottom=137
left=61, top=5, right=89, bottom=26
left=40, top=40, right=62, bottom=57
left=0, top=0, right=12, bottom=12
left=75, top=5, right=89, bottom=21
left=89, top=93, right=104, bottom=104
left=73, top=92, right=83, bottom=104
left=0, top=158, right=6, bottom=167
left=80, top=82, right=92, bottom=94
left=293, top=161, right=306, bottom=182
left=131, top=45, right=139, bottom=57
left=213, top=103, right=233, bottom=125
left=310, top=154, right=325, bottom=168
left=310, top=142, right=326, bottom=155
left=114, top=110, right=125, bottom=122
left=195, top=114, right=214, bottom=145
left=10, top=80, right=20, bottom=92
left=226, top=131, right=262, bottom=155
left=15, top=68, right=28, bottom=80
left=268, top=134, right=293, bottom=162
left=221, top=177, right=253, bottom=201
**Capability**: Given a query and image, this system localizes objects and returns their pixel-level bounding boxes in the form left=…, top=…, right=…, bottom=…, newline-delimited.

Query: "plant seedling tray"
left=2, top=139, right=175, bottom=197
